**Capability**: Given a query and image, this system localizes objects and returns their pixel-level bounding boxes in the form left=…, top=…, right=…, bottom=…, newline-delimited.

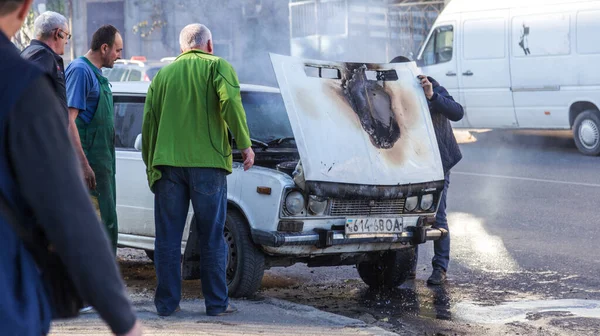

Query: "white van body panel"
left=418, top=0, right=600, bottom=131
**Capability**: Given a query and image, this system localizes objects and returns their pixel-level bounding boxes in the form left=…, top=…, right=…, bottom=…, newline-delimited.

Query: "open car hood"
left=270, top=54, right=444, bottom=198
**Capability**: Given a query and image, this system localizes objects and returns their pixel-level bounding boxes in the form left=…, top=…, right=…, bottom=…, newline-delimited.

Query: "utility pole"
left=67, top=0, right=74, bottom=60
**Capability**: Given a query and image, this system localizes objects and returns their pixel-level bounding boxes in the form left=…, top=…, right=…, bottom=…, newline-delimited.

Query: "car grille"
left=329, top=199, right=405, bottom=217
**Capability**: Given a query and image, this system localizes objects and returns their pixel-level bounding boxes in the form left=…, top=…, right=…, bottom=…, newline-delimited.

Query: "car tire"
left=573, top=110, right=600, bottom=156
left=357, top=247, right=416, bottom=290
left=144, top=249, right=155, bottom=262
left=225, top=210, right=265, bottom=298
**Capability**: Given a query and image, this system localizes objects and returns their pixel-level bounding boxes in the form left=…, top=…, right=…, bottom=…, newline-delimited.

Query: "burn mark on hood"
left=341, top=64, right=401, bottom=149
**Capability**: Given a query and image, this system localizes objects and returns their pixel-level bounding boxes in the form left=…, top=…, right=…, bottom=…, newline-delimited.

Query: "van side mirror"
left=134, top=134, right=142, bottom=151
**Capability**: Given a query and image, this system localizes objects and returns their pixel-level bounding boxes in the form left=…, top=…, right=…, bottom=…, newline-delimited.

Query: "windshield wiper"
left=251, top=138, right=269, bottom=149
left=267, top=137, right=295, bottom=146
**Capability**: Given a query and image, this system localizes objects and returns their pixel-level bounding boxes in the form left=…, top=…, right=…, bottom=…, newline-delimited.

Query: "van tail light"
left=143, top=74, right=150, bottom=81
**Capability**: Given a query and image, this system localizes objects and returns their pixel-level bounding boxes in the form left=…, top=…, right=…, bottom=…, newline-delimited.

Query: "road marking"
left=453, top=171, right=600, bottom=188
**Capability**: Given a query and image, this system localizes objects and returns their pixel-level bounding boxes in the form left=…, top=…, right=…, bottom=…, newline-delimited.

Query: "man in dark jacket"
left=0, top=0, right=141, bottom=334
left=391, top=56, right=464, bottom=285
left=20, top=10, right=69, bottom=121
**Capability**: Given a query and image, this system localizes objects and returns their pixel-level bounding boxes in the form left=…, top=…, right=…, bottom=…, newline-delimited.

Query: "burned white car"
left=113, top=55, right=447, bottom=298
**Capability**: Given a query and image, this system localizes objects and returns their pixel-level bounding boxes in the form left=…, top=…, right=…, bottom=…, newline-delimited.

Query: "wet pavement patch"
left=454, top=299, right=600, bottom=324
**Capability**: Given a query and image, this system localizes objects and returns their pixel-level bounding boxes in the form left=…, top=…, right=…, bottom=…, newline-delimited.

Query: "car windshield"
left=241, top=91, right=294, bottom=144
left=103, top=66, right=128, bottom=81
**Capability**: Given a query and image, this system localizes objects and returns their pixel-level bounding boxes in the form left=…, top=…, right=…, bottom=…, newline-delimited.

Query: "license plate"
left=345, top=217, right=403, bottom=235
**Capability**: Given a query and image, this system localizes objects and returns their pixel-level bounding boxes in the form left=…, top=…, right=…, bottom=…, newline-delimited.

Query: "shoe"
left=427, top=268, right=447, bottom=286
left=208, top=304, right=238, bottom=316
left=79, top=306, right=94, bottom=313
left=407, top=271, right=416, bottom=280
left=158, top=305, right=180, bottom=317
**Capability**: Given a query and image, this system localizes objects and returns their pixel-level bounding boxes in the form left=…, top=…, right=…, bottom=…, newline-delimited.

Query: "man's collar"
left=30, top=39, right=59, bottom=56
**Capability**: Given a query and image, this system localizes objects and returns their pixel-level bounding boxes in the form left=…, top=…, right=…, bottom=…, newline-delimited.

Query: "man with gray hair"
left=142, top=23, right=255, bottom=317
left=21, top=10, right=70, bottom=121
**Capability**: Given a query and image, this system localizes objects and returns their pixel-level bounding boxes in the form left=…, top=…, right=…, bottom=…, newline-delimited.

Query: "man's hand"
left=241, top=147, right=255, bottom=171
left=418, top=75, right=434, bottom=100
left=117, top=320, right=143, bottom=336
left=82, top=163, right=96, bottom=190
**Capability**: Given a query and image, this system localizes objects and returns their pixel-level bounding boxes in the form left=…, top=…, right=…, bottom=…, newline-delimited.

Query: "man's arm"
left=429, top=86, right=464, bottom=122
left=7, top=76, right=138, bottom=335
left=65, top=66, right=96, bottom=189
left=141, top=83, right=155, bottom=167
left=419, top=75, right=464, bottom=122
left=213, top=59, right=254, bottom=170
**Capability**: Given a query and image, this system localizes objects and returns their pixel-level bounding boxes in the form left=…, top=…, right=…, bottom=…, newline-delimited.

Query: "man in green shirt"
left=142, top=23, right=255, bottom=317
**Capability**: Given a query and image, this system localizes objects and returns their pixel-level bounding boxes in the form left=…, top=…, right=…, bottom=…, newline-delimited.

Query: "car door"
left=417, top=14, right=467, bottom=127
left=113, top=94, right=156, bottom=237
left=459, top=10, right=517, bottom=128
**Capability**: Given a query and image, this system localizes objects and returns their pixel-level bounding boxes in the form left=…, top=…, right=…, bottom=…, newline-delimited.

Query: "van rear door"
left=458, top=9, right=517, bottom=128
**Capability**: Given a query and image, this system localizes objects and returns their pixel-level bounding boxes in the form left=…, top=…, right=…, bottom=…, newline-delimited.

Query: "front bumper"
left=252, top=226, right=448, bottom=248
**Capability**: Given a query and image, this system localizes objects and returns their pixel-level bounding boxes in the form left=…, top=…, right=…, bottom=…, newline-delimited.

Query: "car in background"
left=102, top=56, right=175, bottom=82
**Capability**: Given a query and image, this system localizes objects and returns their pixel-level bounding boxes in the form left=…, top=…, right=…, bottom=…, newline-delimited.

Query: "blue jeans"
left=153, top=167, right=229, bottom=316
left=413, top=173, right=450, bottom=272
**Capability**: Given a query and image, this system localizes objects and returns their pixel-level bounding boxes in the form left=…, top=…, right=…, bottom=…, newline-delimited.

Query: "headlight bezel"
left=420, top=194, right=434, bottom=211
left=283, top=190, right=306, bottom=216
left=308, top=195, right=328, bottom=216
left=405, top=196, right=419, bottom=212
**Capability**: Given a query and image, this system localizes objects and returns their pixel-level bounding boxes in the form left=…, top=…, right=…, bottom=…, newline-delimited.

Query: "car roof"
left=110, top=81, right=280, bottom=95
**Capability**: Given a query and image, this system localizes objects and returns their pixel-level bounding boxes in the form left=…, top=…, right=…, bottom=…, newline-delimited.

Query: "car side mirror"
left=134, top=134, right=142, bottom=151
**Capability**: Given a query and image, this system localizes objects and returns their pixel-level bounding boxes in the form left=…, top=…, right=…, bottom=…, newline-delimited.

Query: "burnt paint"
left=341, top=64, right=401, bottom=149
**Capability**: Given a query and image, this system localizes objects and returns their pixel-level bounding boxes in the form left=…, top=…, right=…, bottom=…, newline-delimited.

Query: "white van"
left=417, top=0, right=600, bottom=155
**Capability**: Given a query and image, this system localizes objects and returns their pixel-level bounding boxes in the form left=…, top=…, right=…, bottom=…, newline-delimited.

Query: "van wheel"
left=357, top=247, right=416, bottom=290
left=225, top=211, right=265, bottom=298
left=573, top=110, right=600, bottom=156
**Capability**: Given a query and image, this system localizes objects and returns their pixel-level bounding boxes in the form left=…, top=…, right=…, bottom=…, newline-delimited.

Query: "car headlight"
left=405, top=196, right=418, bottom=212
left=308, top=196, right=328, bottom=215
left=420, top=194, right=434, bottom=211
left=284, top=191, right=305, bottom=215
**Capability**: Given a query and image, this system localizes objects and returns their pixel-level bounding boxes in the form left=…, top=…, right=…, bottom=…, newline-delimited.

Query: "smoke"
left=75, top=0, right=443, bottom=86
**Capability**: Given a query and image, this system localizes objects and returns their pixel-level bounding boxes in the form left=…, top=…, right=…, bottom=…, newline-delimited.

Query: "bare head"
left=90, top=24, right=123, bottom=68
left=34, top=11, right=69, bottom=55
left=0, top=0, right=34, bottom=38
left=179, top=23, right=213, bottom=54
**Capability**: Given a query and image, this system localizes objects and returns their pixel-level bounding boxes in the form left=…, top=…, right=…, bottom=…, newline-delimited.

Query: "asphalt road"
left=260, top=129, right=600, bottom=335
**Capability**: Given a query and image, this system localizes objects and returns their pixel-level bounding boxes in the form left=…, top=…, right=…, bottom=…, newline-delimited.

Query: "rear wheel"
left=357, top=247, right=416, bottom=290
left=573, top=110, right=600, bottom=156
left=225, top=211, right=265, bottom=298
left=144, top=249, right=155, bottom=262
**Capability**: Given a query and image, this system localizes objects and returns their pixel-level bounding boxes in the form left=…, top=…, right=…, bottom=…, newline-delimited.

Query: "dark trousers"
left=413, top=172, right=451, bottom=272
left=153, top=167, right=229, bottom=316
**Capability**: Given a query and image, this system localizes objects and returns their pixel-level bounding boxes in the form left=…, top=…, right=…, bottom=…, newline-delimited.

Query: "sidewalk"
left=50, top=298, right=399, bottom=336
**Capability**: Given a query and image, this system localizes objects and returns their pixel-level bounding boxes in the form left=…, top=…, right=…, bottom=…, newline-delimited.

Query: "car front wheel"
left=357, top=247, right=416, bottom=290
left=225, top=211, right=265, bottom=298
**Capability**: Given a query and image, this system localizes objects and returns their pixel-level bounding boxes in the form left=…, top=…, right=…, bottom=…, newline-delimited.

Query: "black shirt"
left=20, top=40, right=68, bottom=123
left=6, top=75, right=137, bottom=335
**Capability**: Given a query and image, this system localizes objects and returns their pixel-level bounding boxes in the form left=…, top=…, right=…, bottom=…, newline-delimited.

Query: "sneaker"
left=79, top=306, right=94, bottom=314
left=427, top=268, right=447, bottom=286
left=208, top=304, right=238, bottom=316
left=158, top=306, right=181, bottom=317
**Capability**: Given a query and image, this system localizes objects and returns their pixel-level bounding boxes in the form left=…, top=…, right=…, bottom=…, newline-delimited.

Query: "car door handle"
left=446, top=71, right=457, bottom=77
left=462, top=70, right=474, bottom=76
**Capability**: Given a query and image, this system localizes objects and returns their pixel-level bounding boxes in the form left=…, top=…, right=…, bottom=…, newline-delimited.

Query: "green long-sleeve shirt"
left=142, top=50, right=252, bottom=190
